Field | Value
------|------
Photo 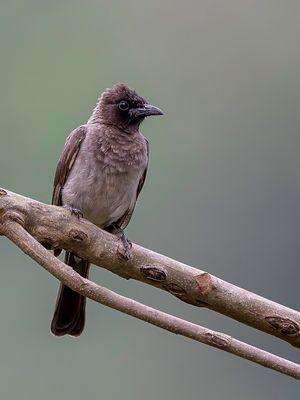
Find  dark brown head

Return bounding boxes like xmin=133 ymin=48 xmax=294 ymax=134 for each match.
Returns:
xmin=94 ymin=84 xmax=163 ymax=133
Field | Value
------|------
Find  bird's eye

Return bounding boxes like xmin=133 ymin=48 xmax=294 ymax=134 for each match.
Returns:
xmin=118 ymin=101 xmax=129 ymax=111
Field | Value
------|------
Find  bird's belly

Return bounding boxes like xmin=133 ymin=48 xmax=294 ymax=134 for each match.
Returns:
xmin=82 ymin=184 xmax=134 ymax=227
xmin=62 ymin=169 xmax=139 ymax=228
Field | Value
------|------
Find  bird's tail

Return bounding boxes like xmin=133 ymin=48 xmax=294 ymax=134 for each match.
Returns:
xmin=51 ymin=252 xmax=90 ymax=337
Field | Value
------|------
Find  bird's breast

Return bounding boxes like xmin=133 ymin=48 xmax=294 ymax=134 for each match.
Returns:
xmin=61 ymin=147 xmax=146 ymax=228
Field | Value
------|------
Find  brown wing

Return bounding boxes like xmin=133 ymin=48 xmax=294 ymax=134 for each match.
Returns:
xmin=52 ymin=125 xmax=87 ymax=206
xmin=116 ymin=138 xmax=149 ymax=230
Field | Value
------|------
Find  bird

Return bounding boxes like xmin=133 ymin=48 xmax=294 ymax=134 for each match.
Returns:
xmin=50 ymin=83 xmax=163 ymax=336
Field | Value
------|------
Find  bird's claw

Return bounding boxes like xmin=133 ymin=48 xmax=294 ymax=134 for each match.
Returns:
xmin=63 ymin=205 xmax=83 ymax=220
xmin=117 ymin=231 xmax=132 ymax=260
xmin=106 ymin=223 xmax=132 ymax=260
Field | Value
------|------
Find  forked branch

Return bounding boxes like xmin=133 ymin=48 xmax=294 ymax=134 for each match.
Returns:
xmin=0 ymin=188 xmax=299 ymax=379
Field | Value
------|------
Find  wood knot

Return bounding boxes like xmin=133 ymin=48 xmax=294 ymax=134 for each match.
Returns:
xmin=265 ymin=316 xmax=299 ymax=335
xmin=205 ymin=333 xmax=229 ymax=348
xmin=0 ymin=189 xmax=8 ymax=196
xmin=140 ymin=266 xmax=167 ymax=281
xmin=163 ymin=283 xmax=186 ymax=296
xmin=4 ymin=211 xmax=25 ymax=226
xmin=68 ymin=229 xmax=88 ymax=242
xmin=195 ymin=272 xmax=212 ymax=295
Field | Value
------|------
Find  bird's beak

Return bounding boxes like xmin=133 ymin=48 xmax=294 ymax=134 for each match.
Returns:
xmin=131 ymin=104 xmax=164 ymax=118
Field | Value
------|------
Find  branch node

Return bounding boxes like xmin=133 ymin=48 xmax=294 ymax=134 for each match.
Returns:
xmin=68 ymin=228 xmax=88 ymax=242
xmin=0 ymin=189 xmax=8 ymax=196
xmin=163 ymin=282 xmax=187 ymax=296
xmin=265 ymin=316 xmax=299 ymax=336
xmin=140 ymin=266 xmax=167 ymax=281
xmin=195 ymin=272 xmax=213 ymax=295
xmin=205 ymin=332 xmax=230 ymax=348
xmin=2 ymin=211 xmax=25 ymax=227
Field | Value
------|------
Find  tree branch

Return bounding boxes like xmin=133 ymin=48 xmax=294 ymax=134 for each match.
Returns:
xmin=0 ymin=188 xmax=299 ymax=379
xmin=2 ymin=214 xmax=300 ymax=379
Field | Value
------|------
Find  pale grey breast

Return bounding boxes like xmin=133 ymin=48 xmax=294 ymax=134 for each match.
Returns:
xmin=61 ymin=124 xmax=148 ymax=228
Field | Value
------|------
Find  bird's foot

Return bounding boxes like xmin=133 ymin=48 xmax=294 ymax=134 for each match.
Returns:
xmin=113 ymin=228 xmax=132 ymax=260
xmin=63 ymin=205 xmax=83 ymax=220
xmin=106 ymin=223 xmax=132 ymax=260
xmin=118 ymin=233 xmax=132 ymax=260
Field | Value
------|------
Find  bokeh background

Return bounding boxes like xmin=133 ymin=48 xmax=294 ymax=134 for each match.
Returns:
xmin=0 ymin=1 xmax=299 ymax=398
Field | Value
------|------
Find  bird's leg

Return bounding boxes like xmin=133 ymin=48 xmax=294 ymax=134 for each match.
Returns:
xmin=118 ymin=231 xmax=132 ymax=260
xmin=108 ymin=223 xmax=132 ymax=260
xmin=63 ymin=205 xmax=83 ymax=220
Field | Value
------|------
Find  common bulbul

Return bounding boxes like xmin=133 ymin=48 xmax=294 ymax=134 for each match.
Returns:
xmin=51 ymin=84 xmax=163 ymax=336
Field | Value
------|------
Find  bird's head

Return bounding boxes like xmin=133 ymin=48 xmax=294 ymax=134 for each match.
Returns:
xmin=96 ymin=84 xmax=163 ymax=133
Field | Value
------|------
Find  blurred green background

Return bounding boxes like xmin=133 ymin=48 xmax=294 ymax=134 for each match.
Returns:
xmin=0 ymin=1 xmax=299 ymax=398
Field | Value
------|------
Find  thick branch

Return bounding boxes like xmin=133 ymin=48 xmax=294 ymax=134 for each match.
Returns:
xmin=1 ymin=217 xmax=300 ymax=379
xmin=0 ymin=188 xmax=299 ymax=348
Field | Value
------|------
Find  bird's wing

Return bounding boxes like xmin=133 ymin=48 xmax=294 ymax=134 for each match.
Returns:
xmin=52 ymin=125 xmax=87 ymax=206
xmin=136 ymin=138 xmax=150 ymax=198
xmin=116 ymin=138 xmax=149 ymax=230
